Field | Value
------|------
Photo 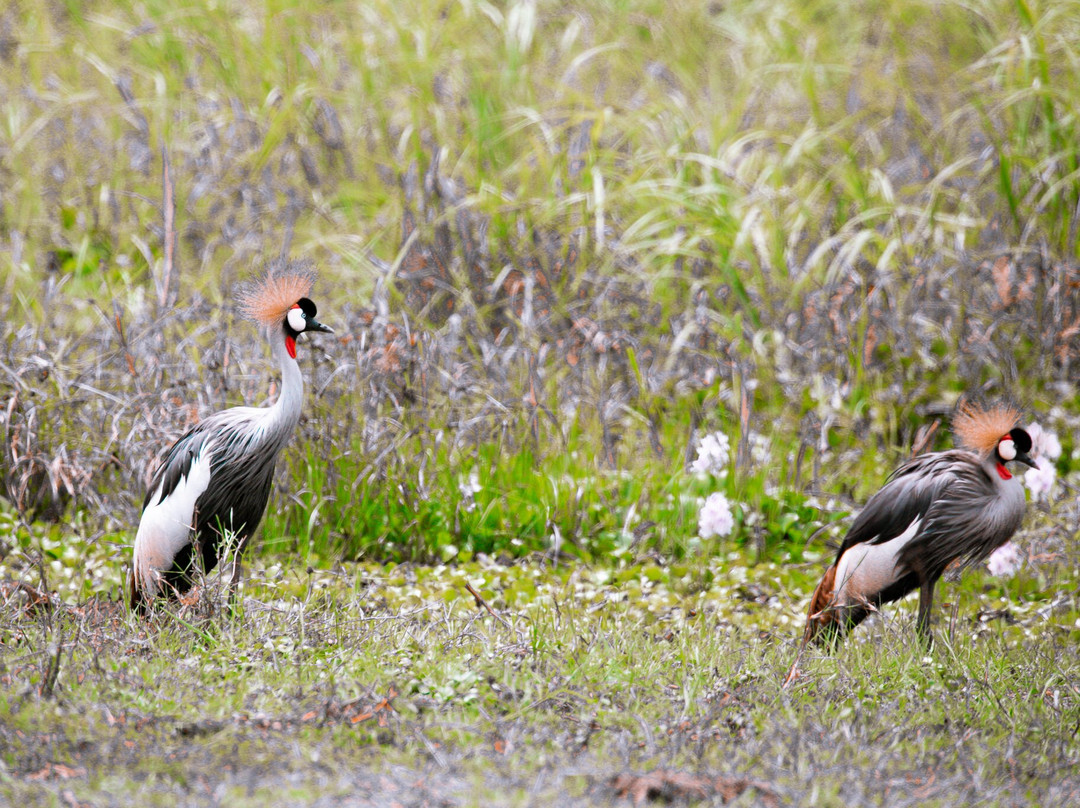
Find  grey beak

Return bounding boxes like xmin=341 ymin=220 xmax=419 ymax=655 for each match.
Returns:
xmin=1014 ymin=452 xmax=1038 ymax=470
xmin=307 ymin=318 xmax=334 ymax=334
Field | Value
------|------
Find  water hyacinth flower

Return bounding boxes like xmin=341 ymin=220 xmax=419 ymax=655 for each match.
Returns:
xmin=987 ymin=541 xmax=1023 ymax=578
xmin=1026 ymin=422 xmax=1062 ymax=460
xmin=698 ymin=492 xmax=735 ymax=539
xmin=1024 ymin=462 xmax=1056 ymax=501
xmin=1023 ymin=421 xmax=1061 ymax=501
xmin=691 ymin=431 xmax=731 ymax=476
xmin=749 ymin=431 xmax=772 ymax=465
xmin=458 ymin=471 xmax=482 ymax=512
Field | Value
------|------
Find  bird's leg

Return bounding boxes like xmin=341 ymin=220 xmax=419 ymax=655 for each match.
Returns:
xmin=190 ymin=522 xmax=204 ymax=590
xmin=127 ymin=567 xmax=146 ymax=615
xmin=225 ymin=554 xmax=244 ymax=614
xmin=916 ymin=576 xmax=936 ymax=648
xmin=214 ymin=524 xmax=245 ymax=615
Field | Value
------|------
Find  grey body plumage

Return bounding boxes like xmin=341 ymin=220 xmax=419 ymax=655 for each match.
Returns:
xmin=131 ymin=268 xmax=332 ymax=612
xmin=824 ymin=447 xmax=1029 ymax=640
xmin=136 ymin=403 xmax=290 ymax=600
xmin=795 ymin=403 xmax=1037 ymax=652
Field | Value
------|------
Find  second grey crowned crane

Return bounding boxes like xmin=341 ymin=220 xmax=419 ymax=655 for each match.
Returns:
xmin=794 ymin=402 xmax=1037 ymax=656
xmin=130 ymin=264 xmax=333 ymax=613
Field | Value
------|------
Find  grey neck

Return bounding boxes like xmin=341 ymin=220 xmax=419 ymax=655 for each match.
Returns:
xmin=981 ymin=452 xmax=1017 ymax=487
xmin=264 ymin=326 xmax=304 ymax=443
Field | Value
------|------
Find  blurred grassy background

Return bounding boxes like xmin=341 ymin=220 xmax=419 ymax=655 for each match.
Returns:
xmin=1 ymin=0 xmax=1078 ymax=586
xmin=4 ymin=4 xmax=1080 ymax=804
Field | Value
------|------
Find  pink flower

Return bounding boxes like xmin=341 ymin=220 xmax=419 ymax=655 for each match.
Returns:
xmin=1026 ymin=422 xmax=1062 ymax=461
xmin=698 ymin=492 xmax=735 ymax=539
xmin=1023 ymin=422 xmax=1060 ymax=501
xmin=987 ymin=541 xmax=1023 ymax=578
xmin=1024 ymin=462 xmax=1056 ymax=501
xmin=691 ymin=432 xmax=731 ymax=476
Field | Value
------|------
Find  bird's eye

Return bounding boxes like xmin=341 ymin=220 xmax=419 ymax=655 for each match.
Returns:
xmin=287 ymin=306 xmax=307 ymax=332
xmin=998 ymin=438 xmax=1016 ymax=461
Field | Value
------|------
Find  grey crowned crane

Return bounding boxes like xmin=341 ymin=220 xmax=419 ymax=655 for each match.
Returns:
xmin=130 ymin=264 xmax=332 ymax=613
xmin=785 ymin=402 xmax=1037 ymax=680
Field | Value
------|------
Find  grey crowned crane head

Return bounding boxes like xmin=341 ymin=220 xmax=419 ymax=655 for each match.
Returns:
xmin=953 ymin=401 xmax=1038 ymax=479
xmin=240 ymin=264 xmax=334 ymax=358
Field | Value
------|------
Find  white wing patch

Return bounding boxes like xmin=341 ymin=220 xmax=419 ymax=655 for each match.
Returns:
xmin=132 ymin=447 xmax=214 ymax=598
xmin=834 ymin=517 xmax=922 ymax=606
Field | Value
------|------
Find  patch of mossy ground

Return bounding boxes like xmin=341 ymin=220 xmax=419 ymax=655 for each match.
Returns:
xmin=2 ymin=547 xmax=1079 ymax=806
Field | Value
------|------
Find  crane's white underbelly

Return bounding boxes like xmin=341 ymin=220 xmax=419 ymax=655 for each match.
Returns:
xmin=132 ymin=449 xmax=213 ymax=596
xmin=834 ymin=517 xmax=922 ymax=606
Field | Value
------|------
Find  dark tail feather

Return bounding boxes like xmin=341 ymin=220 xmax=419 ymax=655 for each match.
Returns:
xmin=128 ymin=568 xmax=149 ymax=616
xmin=784 ymin=564 xmax=841 ymax=688
xmin=802 ymin=563 xmax=843 ymax=647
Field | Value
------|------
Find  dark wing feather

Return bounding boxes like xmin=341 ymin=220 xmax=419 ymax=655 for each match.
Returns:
xmin=191 ymin=425 xmax=281 ymax=573
xmin=143 ymin=409 xmax=288 ymax=595
xmin=835 ymin=450 xmax=972 ymax=560
xmin=899 ymin=461 xmax=1020 ymax=579
xmin=142 ymin=425 xmax=213 ymax=511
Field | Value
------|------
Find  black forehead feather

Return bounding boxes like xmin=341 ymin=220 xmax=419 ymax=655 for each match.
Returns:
xmin=1009 ymin=427 xmax=1032 ymax=453
xmin=297 ymin=297 xmax=317 ymax=317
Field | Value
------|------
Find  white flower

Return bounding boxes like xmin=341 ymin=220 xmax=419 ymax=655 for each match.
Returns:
xmin=698 ymin=492 xmax=735 ymax=539
xmin=1024 ymin=461 xmax=1056 ymax=501
xmin=1027 ymin=422 xmax=1062 ymax=461
xmin=691 ymin=432 xmax=731 ymax=475
xmin=459 ymin=472 xmax=482 ymax=511
xmin=987 ymin=541 xmax=1023 ymax=577
xmin=749 ymin=431 xmax=772 ymax=465
xmin=459 ymin=471 xmax=482 ymax=496
xmin=1023 ymin=422 xmax=1060 ymax=501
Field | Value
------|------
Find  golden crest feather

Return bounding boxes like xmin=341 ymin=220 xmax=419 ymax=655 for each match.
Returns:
xmin=953 ymin=401 xmax=1021 ymax=457
xmin=239 ymin=264 xmax=317 ymax=327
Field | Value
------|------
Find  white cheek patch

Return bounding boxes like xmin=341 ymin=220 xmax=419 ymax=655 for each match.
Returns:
xmin=998 ymin=438 xmax=1016 ymax=461
xmin=287 ymin=307 xmax=306 ymax=332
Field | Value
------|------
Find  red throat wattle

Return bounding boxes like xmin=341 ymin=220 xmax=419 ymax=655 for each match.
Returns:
xmin=996 ymin=463 xmax=1012 ymax=480
xmin=285 ymin=335 xmax=297 ymax=359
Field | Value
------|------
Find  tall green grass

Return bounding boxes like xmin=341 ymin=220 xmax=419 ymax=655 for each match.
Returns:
xmin=1 ymin=0 xmax=1078 ymax=566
